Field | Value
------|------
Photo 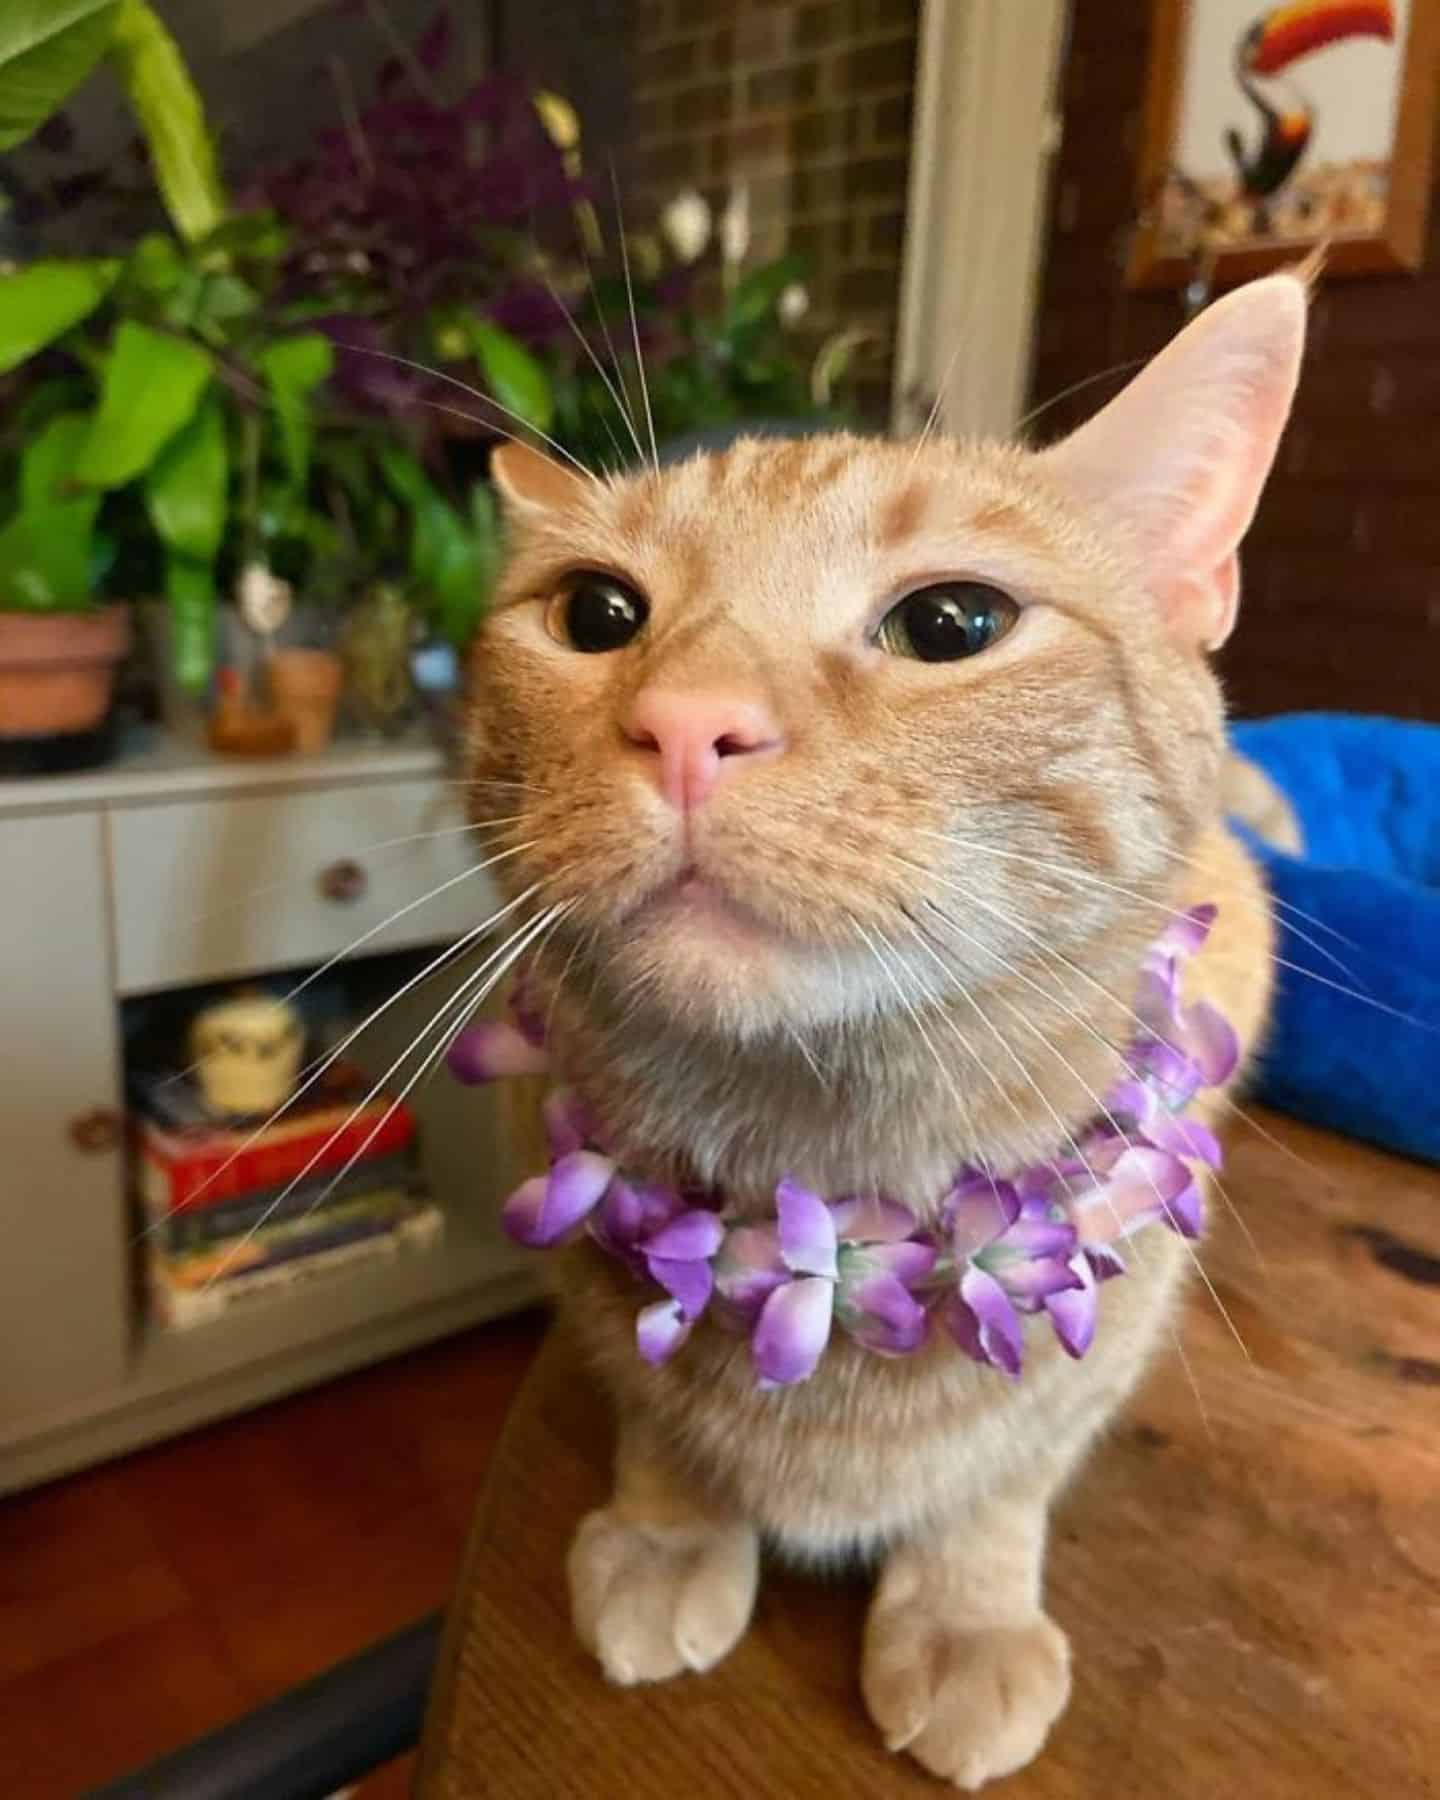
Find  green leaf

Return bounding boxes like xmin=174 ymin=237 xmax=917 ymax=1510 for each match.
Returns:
xmin=259 ymin=333 xmax=333 ymax=493
xmin=109 ymin=0 xmax=226 ymax=244
xmin=190 ymin=272 xmax=260 ymax=344
xmin=377 ymin=445 xmax=487 ymax=643
xmin=121 ymin=232 xmax=186 ymax=300
xmin=724 ymin=253 xmax=807 ymax=333
xmin=0 ymin=411 xmax=102 ymax=608
xmin=164 ymin=552 xmax=215 ymax=693
xmin=0 ymin=1 xmax=120 ymax=153
xmin=195 ymin=210 xmax=288 ymax=270
xmin=0 ymin=259 xmax=119 ymax=375
xmin=144 ymin=392 xmax=226 ymax=561
xmin=73 ymin=321 xmax=211 ymax=488
xmin=465 ymin=319 xmax=554 ymax=434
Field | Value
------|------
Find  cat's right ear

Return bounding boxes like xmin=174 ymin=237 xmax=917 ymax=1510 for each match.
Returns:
xmin=1038 ymin=271 xmax=1308 ymax=651
xmin=490 ymin=442 xmax=587 ymax=517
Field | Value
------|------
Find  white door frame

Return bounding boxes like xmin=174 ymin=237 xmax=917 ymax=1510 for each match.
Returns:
xmin=892 ymin=0 xmax=1069 ymax=441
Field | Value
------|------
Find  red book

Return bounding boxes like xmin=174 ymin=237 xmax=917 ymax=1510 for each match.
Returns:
xmin=133 ymin=1061 xmax=419 ymax=1215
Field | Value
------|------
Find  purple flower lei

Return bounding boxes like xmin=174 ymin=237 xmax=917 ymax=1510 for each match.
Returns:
xmin=447 ymin=907 xmax=1238 ymax=1388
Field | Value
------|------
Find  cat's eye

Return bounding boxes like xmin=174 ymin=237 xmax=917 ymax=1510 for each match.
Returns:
xmin=877 ymin=582 xmax=1019 ymax=663
xmin=549 ymin=574 xmax=649 ymax=653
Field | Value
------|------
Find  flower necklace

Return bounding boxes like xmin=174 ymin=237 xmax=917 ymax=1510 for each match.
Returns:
xmin=447 ymin=907 xmax=1237 ymax=1388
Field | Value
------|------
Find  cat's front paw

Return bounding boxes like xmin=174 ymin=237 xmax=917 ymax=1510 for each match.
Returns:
xmin=862 ymin=1601 xmax=1071 ymax=1790
xmin=567 ymin=1507 xmax=759 ymax=1686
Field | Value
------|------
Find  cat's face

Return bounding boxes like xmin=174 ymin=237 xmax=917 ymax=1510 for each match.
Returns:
xmin=467 ymin=276 xmax=1306 ymax=1041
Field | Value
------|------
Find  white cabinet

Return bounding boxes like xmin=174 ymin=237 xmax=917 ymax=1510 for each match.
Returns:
xmin=0 ymin=812 xmax=128 ymax=1423
xmin=0 ymin=734 xmax=537 ymax=1495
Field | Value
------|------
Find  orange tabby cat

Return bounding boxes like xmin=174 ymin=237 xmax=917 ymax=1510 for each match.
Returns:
xmin=463 ymin=272 xmax=1305 ymax=1787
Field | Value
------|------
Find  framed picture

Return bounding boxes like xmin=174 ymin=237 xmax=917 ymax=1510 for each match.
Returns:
xmin=1129 ymin=0 xmax=1440 ymax=287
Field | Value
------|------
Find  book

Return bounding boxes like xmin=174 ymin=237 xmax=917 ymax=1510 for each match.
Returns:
xmin=131 ymin=1060 xmax=418 ymax=1214
xmin=147 ymin=1198 xmax=446 ymax=1331
xmin=139 ymin=1151 xmax=423 ymax=1253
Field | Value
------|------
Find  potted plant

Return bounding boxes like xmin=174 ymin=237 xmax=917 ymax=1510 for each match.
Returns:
xmin=0 ymin=1 xmax=506 ymax=766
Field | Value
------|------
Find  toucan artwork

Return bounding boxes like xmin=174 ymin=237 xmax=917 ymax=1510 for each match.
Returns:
xmin=1156 ymin=0 xmax=1402 ymax=257
xmin=1227 ymin=0 xmax=1396 ymax=225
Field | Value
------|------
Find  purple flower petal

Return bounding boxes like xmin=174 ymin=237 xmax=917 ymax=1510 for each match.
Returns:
xmin=1129 ymin=1037 xmax=1202 ymax=1106
xmin=945 ymin=1266 xmax=1023 ymax=1377
xmin=499 ymin=1175 xmax=550 ymax=1247
xmin=644 ymin=1208 xmax=725 ymax=1261
xmin=646 ymin=1254 xmax=714 ymax=1320
xmin=502 ymin=1150 xmax=613 ymax=1246
xmin=636 ymin=1298 xmax=692 ymax=1365
xmin=1133 ymin=964 xmax=1180 ymax=1035
xmin=1160 ymin=1176 xmax=1205 ymax=1240
xmin=1184 ymin=999 xmax=1239 ymax=1086
xmin=1143 ymin=1110 xmax=1223 ymax=1168
xmin=752 ymin=1276 xmax=834 ymax=1386
xmin=1157 ymin=904 xmax=1216 ymax=960
xmin=1086 ymin=1243 xmax=1127 ymax=1281
xmin=445 ymin=1021 xmax=549 ymax=1084
xmin=829 ymin=1195 xmax=917 ymax=1242
xmin=860 ymin=1239 xmax=938 ymax=1286
xmin=995 ymin=1254 xmax=1085 ymax=1303
xmin=991 ymin=1212 xmax=1078 ymax=1262
xmin=1045 ymin=1253 xmax=1097 ymax=1358
xmin=840 ymin=1269 xmax=928 ymax=1355
xmin=1075 ymin=1147 xmax=1191 ymax=1245
xmin=947 ymin=1177 xmax=1020 ymax=1260
xmin=776 ymin=1179 xmax=838 ymax=1279
xmin=713 ymin=1224 xmax=786 ymax=1318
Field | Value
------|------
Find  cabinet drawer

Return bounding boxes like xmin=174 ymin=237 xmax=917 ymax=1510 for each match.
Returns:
xmin=111 ymin=778 xmax=503 ymax=994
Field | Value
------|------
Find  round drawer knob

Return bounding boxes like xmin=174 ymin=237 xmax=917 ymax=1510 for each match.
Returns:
xmin=68 ymin=1108 xmax=124 ymax=1154
xmin=318 ymin=858 xmax=368 ymax=904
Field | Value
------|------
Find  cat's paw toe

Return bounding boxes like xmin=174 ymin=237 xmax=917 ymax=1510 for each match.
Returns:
xmin=567 ymin=1508 xmax=758 ymax=1686
xmin=863 ymin=1606 xmax=1071 ymax=1790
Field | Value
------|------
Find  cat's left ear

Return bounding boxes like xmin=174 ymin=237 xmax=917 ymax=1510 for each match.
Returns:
xmin=1038 ymin=271 xmax=1308 ymax=650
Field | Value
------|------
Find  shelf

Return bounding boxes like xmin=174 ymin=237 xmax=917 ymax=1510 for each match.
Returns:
xmin=0 ymin=723 xmax=449 ymax=820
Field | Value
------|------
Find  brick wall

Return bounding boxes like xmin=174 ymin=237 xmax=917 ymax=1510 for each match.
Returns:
xmin=1031 ymin=3 xmax=1440 ymax=722
xmin=627 ymin=0 xmax=919 ymax=419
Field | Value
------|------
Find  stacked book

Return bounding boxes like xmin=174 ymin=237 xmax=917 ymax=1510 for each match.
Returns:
xmin=133 ymin=1062 xmax=443 ymax=1330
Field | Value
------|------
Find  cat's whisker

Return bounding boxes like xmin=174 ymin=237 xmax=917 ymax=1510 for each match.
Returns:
xmin=928 ymin=914 xmax=1251 ymax=1361
xmin=780 ymin=1017 xmax=830 ymax=1090
xmin=134 ymin=876 xmax=546 ymax=1247
xmin=535 ymin=265 xmax=644 ymax=466
xmin=917 ymin=827 xmax=1435 ymax=1029
xmin=427 ymin=900 xmax=576 ymax=1099
xmin=900 ymin=909 xmax=1224 ymax=1433
xmin=341 ymin=345 xmax=596 ymax=478
xmin=157 ymin=836 xmax=537 ymax=1095
xmin=1015 ymin=356 xmax=1149 ymax=436
xmin=573 ymin=190 xmax=646 ymax=458
xmin=174 ymin=817 xmax=523 ymax=932
xmin=200 ymin=902 xmax=565 ymax=1285
xmin=902 ymin=864 xmax=1267 ymax=1274
xmin=851 ymin=919 xmax=978 ymax=1147
xmin=897 ymin=845 xmax=1330 ymax=1200
xmin=609 ymin=163 xmax=659 ymax=471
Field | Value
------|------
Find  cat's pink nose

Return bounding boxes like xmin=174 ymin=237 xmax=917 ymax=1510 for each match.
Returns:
xmin=623 ymin=689 xmax=785 ymax=811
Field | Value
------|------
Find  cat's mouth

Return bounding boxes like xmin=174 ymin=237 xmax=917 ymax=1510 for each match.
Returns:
xmin=642 ymin=866 xmax=775 ymax=939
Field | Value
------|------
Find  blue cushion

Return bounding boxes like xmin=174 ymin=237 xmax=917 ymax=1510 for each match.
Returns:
xmin=1227 ymin=715 xmax=1440 ymax=1165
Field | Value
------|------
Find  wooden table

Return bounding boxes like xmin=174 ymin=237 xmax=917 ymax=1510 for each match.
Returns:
xmin=417 ymin=1111 xmax=1440 ymax=1797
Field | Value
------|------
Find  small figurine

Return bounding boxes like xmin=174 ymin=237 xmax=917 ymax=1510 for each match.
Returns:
xmin=190 ymin=993 xmax=305 ymax=1117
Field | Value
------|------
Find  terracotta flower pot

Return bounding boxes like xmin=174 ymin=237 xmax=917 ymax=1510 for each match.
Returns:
xmin=0 ymin=605 xmax=131 ymax=740
xmin=268 ymin=647 xmax=343 ymax=753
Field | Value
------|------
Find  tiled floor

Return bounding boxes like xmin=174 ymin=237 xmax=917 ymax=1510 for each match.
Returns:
xmin=1 ymin=1308 xmax=547 ymax=1797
